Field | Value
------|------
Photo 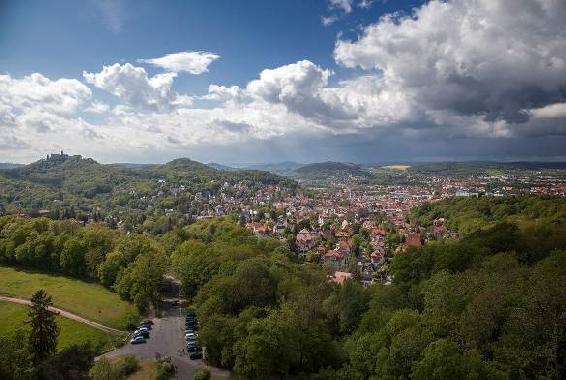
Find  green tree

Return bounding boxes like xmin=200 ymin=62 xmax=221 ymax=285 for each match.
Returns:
xmin=412 ymin=339 xmax=500 ymax=380
xmin=27 ymin=290 xmax=59 ymax=365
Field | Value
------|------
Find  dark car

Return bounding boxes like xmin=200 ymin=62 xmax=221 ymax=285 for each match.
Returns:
xmin=189 ymin=351 xmax=203 ymax=360
xmin=187 ymin=345 xmax=200 ymax=353
xmin=186 ymin=310 xmax=196 ymax=317
xmin=139 ymin=323 xmax=152 ymax=330
xmin=141 ymin=319 xmax=154 ymax=325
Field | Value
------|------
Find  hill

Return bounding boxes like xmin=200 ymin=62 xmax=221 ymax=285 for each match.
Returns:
xmin=0 ymin=163 xmax=23 ymax=169
xmin=408 ymin=161 xmax=566 ymax=177
xmin=294 ymin=161 xmax=369 ymax=179
xmin=0 ymin=154 xmax=297 ymax=232
xmin=207 ymin=162 xmax=237 ymax=171
xmin=234 ymin=161 xmax=304 ymax=175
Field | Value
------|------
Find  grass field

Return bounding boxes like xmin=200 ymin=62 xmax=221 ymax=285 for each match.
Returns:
xmin=0 ymin=266 xmax=139 ymax=329
xmin=0 ymin=301 xmax=123 ymax=352
xmin=382 ymin=165 xmax=411 ymax=172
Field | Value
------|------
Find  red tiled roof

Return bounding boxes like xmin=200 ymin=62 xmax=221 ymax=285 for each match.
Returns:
xmin=406 ymin=233 xmax=422 ymax=247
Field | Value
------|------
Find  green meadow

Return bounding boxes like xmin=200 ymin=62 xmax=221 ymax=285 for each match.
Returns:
xmin=0 ymin=301 xmax=123 ymax=352
xmin=0 ymin=266 xmax=139 ymax=330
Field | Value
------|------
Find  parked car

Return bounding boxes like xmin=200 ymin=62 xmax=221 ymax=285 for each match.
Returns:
xmin=185 ymin=333 xmax=198 ymax=341
xmin=189 ymin=351 xmax=203 ymax=360
xmin=130 ymin=336 xmax=146 ymax=344
xmin=133 ymin=330 xmax=149 ymax=339
xmin=141 ymin=319 xmax=154 ymax=325
xmin=138 ymin=323 xmax=152 ymax=330
xmin=187 ymin=345 xmax=200 ymax=353
xmin=136 ymin=326 xmax=149 ymax=333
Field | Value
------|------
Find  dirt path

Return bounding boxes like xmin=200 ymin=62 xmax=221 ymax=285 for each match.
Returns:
xmin=0 ymin=295 xmax=127 ymax=335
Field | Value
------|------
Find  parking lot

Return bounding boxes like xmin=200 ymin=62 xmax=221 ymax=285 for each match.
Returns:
xmin=102 ymin=304 xmax=231 ymax=380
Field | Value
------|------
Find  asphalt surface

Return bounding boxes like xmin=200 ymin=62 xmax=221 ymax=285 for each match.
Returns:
xmin=102 ymin=304 xmax=231 ymax=380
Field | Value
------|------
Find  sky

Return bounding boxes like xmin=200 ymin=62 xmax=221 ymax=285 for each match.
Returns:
xmin=1 ymin=0 xmax=566 ymax=164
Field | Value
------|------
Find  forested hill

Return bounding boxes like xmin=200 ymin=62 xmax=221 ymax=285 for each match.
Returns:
xmin=410 ymin=195 xmax=566 ymax=235
xmin=293 ymin=161 xmax=370 ymax=179
xmin=0 ymin=155 xmax=297 ymax=232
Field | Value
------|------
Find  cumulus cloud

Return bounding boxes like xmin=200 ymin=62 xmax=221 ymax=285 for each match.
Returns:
xmin=139 ymin=51 xmax=220 ymax=74
xmin=245 ymin=59 xmax=414 ymax=130
xmin=83 ymin=63 xmax=185 ymax=111
xmin=335 ymin=0 xmax=566 ymax=124
xmin=202 ymin=85 xmax=245 ymax=103
xmin=0 ymin=73 xmax=91 ymax=117
xmin=246 ymin=60 xmax=351 ymax=123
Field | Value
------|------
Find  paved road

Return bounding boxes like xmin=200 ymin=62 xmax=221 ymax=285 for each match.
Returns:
xmin=0 ymin=296 xmax=126 ymax=334
xmin=102 ymin=304 xmax=231 ymax=380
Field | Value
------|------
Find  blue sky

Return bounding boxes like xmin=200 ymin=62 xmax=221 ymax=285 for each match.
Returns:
xmin=1 ymin=0 xmax=566 ymax=164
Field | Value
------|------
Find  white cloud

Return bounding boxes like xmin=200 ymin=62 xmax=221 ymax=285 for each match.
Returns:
xmin=321 ymin=15 xmax=338 ymax=27
xmin=329 ymin=0 xmax=353 ymax=13
xmin=334 ymin=0 xmax=566 ymax=124
xmin=358 ymin=0 xmax=374 ymax=9
xmin=202 ymin=85 xmax=245 ymax=103
xmin=530 ymin=103 xmax=566 ymax=119
xmin=83 ymin=63 xmax=181 ymax=111
xmin=84 ymin=101 xmax=110 ymax=114
xmin=0 ymin=73 xmax=91 ymax=117
xmin=90 ymin=0 xmax=124 ymax=33
xmin=139 ymin=51 xmax=220 ymax=74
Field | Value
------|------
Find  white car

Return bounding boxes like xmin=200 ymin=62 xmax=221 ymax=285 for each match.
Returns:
xmin=185 ymin=332 xmax=198 ymax=341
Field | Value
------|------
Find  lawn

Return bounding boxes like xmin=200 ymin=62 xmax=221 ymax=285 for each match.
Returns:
xmin=0 ymin=266 xmax=139 ymax=329
xmin=0 ymin=301 xmax=123 ymax=352
xmin=382 ymin=165 xmax=411 ymax=172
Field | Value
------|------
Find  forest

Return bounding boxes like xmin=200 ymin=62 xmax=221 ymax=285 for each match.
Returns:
xmin=0 ymin=196 xmax=565 ymax=379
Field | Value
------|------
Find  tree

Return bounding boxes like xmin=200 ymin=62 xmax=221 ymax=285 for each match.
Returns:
xmin=27 ymin=290 xmax=59 ymax=365
xmin=115 ymin=250 xmax=168 ymax=311
xmin=412 ymin=339 xmax=499 ymax=380
xmin=89 ymin=357 xmax=120 ymax=380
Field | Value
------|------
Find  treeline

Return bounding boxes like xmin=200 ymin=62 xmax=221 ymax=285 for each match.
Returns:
xmin=0 ymin=216 xmax=167 ymax=311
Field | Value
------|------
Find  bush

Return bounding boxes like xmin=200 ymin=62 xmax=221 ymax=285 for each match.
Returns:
xmin=156 ymin=357 xmax=176 ymax=380
xmin=193 ymin=368 xmax=211 ymax=380
xmin=116 ymin=354 xmax=139 ymax=376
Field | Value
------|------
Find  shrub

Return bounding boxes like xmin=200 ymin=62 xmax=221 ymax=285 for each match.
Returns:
xmin=193 ymin=368 xmax=211 ymax=380
xmin=156 ymin=357 xmax=176 ymax=380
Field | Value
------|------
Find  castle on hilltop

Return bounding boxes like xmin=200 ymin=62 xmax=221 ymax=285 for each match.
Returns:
xmin=46 ymin=150 xmax=81 ymax=161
